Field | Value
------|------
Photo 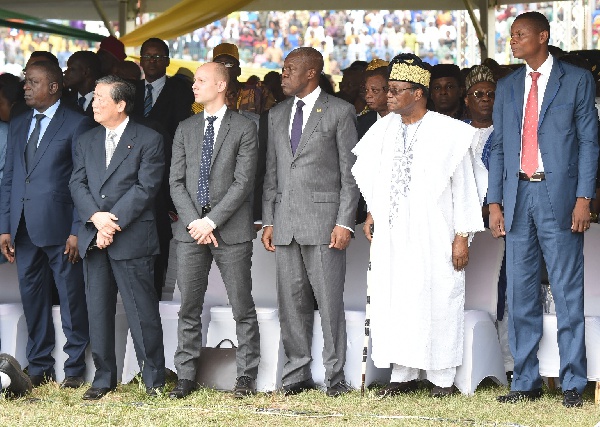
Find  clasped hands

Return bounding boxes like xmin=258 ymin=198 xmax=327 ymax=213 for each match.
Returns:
xmin=91 ymin=211 xmax=121 ymax=249
xmin=188 ymin=218 xmax=218 ymax=246
xmin=261 ymin=225 xmax=351 ymax=252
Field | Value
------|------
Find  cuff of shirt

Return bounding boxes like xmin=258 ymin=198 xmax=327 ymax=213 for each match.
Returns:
xmin=336 ymin=224 xmax=353 ymax=232
xmin=262 ymin=224 xmax=273 ymax=229
xmin=205 ymin=217 xmax=216 ymax=229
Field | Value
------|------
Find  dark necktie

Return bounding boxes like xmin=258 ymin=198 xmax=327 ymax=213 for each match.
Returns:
xmin=77 ymin=96 xmax=86 ymax=111
xmin=143 ymin=83 xmax=153 ymax=117
xmin=197 ymin=116 xmax=217 ymax=207
xmin=25 ymin=113 xmax=45 ymax=172
xmin=290 ymin=99 xmax=305 ymax=155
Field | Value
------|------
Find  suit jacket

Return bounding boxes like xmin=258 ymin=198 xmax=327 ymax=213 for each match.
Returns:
xmin=488 ymin=57 xmax=599 ymax=231
xmin=69 ymin=119 xmax=165 ymax=260
xmin=357 ymin=110 xmax=378 ymax=140
xmin=133 ymin=76 xmax=194 ymax=139
xmin=262 ymin=90 xmax=359 ymax=246
xmin=169 ymin=108 xmax=258 ymax=245
xmin=0 ymin=104 xmax=94 ymax=246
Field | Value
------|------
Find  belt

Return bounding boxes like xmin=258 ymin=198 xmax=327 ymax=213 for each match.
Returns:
xmin=519 ymin=172 xmax=545 ymax=182
xmin=201 ymin=204 xmax=211 ymax=216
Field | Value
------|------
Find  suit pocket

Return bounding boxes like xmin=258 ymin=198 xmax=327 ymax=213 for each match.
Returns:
xmin=313 ymin=192 xmax=340 ymax=203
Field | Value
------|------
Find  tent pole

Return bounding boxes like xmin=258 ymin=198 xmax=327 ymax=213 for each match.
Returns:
xmin=91 ymin=0 xmax=116 ymax=37
xmin=462 ymin=0 xmax=487 ymax=60
xmin=119 ymin=0 xmax=128 ymax=36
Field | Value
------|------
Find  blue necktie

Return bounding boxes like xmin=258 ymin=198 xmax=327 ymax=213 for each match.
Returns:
xmin=290 ymin=99 xmax=304 ymax=155
xmin=197 ymin=116 xmax=217 ymax=207
xmin=143 ymin=84 xmax=153 ymax=117
xmin=77 ymin=96 xmax=86 ymax=111
xmin=25 ymin=113 xmax=45 ymax=172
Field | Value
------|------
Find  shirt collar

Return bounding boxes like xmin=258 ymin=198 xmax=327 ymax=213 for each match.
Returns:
xmin=526 ymin=54 xmax=553 ymax=76
xmin=104 ymin=116 xmax=129 ymax=140
xmin=145 ymin=74 xmax=166 ymax=90
xmin=33 ymin=99 xmax=60 ymax=120
xmin=294 ymin=86 xmax=321 ymax=111
xmin=205 ymin=103 xmax=227 ymax=121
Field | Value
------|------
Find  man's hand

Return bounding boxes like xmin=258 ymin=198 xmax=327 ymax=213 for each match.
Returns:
xmin=362 ymin=212 xmax=374 ymax=242
xmin=195 ymin=231 xmax=219 ymax=247
xmin=96 ymin=231 xmax=113 ymax=249
xmin=452 ymin=235 xmax=469 ymax=271
xmin=90 ymin=212 xmax=121 ymax=238
xmin=572 ymin=197 xmax=591 ymax=233
xmin=261 ymin=226 xmax=275 ymax=252
xmin=329 ymin=225 xmax=351 ymax=250
xmin=254 ymin=223 xmax=263 ymax=232
xmin=0 ymin=233 xmax=15 ymax=263
xmin=188 ymin=218 xmax=215 ymax=242
xmin=488 ymin=203 xmax=506 ymax=238
xmin=64 ymin=235 xmax=80 ymax=263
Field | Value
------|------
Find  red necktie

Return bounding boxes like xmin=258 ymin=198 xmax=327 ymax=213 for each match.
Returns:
xmin=521 ymin=71 xmax=541 ymax=177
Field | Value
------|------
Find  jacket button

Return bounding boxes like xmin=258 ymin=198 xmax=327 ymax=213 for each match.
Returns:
xmin=101 ymin=195 xmax=106 ymax=199
xmin=25 ymin=179 xmax=30 ymax=184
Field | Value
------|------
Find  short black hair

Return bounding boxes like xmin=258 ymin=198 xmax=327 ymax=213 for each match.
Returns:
xmin=288 ymin=47 xmax=324 ymax=75
xmin=96 ymin=75 xmax=136 ymax=115
xmin=365 ymin=66 xmax=389 ymax=81
xmin=515 ymin=11 xmax=551 ymax=36
xmin=28 ymin=60 xmax=63 ymax=89
xmin=0 ymin=73 xmax=24 ymax=105
xmin=29 ymin=51 xmax=59 ymax=67
xmin=70 ymin=50 xmax=102 ymax=80
xmin=141 ymin=38 xmax=169 ymax=57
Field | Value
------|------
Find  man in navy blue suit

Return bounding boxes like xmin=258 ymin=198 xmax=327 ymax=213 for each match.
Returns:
xmin=0 ymin=61 xmax=93 ymax=388
xmin=488 ymin=12 xmax=599 ymax=407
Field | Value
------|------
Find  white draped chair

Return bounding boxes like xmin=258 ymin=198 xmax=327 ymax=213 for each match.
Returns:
xmin=0 ymin=262 xmax=28 ymax=367
xmin=455 ymin=229 xmax=508 ymax=395
xmin=537 ymin=223 xmax=600 ymax=405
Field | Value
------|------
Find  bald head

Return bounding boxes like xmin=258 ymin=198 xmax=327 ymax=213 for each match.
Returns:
xmin=192 ymin=62 xmax=228 ymax=113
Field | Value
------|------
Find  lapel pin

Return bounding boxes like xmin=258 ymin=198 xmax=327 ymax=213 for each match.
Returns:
xmin=127 ymin=145 xmax=131 ymax=149
xmin=316 ymin=108 xmax=322 ymax=112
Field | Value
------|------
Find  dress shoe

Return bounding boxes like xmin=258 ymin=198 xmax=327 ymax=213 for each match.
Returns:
xmin=0 ymin=354 xmax=32 ymax=397
xmin=377 ymin=380 xmax=418 ymax=397
xmin=563 ymin=389 xmax=583 ymax=408
xmin=430 ymin=385 xmax=456 ymax=398
xmin=146 ymin=386 xmax=164 ymax=397
xmin=60 ymin=376 xmax=85 ymax=389
xmin=497 ymin=388 xmax=543 ymax=403
xmin=82 ymin=386 xmax=114 ymax=400
xmin=326 ymin=380 xmax=352 ymax=397
xmin=29 ymin=372 xmax=56 ymax=388
xmin=169 ymin=379 xmax=198 ymax=399
xmin=282 ymin=379 xmax=317 ymax=396
xmin=233 ymin=376 xmax=256 ymax=398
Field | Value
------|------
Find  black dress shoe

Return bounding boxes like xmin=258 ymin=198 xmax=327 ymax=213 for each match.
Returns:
xmin=60 ymin=376 xmax=85 ymax=389
xmin=326 ymin=380 xmax=352 ymax=397
xmin=146 ymin=386 xmax=164 ymax=397
xmin=169 ymin=379 xmax=198 ymax=399
xmin=377 ymin=380 xmax=418 ymax=397
xmin=497 ymin=388 xmax=543 ymax=403
xmin=430 ymin=385 xmax=456 ymax=398
xmin=563 ymin=389 xmax=583 ymax=408
xmin=82 ymin=386 xmax=114 ymax=400
xmin=29 ymin=372 xmax=56 ymax=388
xmin=282 ymin=379 xmax=317 ymax=396
xmin=0 ymin=354 xmax=32 ymax=397
xmin=233 ymin=376 xmax=256 ymax=398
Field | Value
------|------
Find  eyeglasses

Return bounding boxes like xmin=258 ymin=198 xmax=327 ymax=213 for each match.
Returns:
xmin=468 ymin=90 xmax=495 ymax=99
xmin=214 ymin=61 xmax=235 ymax=68
xmin=387 ymin=86 xmax=415 ymax=96
xmin=140 ymin=55 xmax=169 ymax=61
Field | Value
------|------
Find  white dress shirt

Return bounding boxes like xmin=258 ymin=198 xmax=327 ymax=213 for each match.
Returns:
xmin=144 ymin=75 xmax=167 ymax=108
xmin=288 ymin=86 xmax=322 ymax=138
xmin=104 ymin=116 xmax=129 ymax=164
xmin=28 ymin=100 xmax=61 ymax=147
xmin=78 ymin=91 xmax=94 ymax=112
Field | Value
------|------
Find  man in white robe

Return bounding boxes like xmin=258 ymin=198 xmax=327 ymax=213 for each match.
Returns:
xmin=352 ymin=53 xmax=484 ymax=397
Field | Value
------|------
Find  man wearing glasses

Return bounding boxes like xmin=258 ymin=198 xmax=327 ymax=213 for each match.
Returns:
xmin=352 ymin=54 xmax=483 ymax=398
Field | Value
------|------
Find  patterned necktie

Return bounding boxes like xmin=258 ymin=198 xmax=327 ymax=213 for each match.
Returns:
xmin=143 ymin=83 xmax=153 ymax=117
xmin=197 ymin=116 xmax=217 ymax=207
xmin=25 ymin=113 xmax=45 ymax=172
xmin=290 ymin=99 xmax=305 ymax=155
xmin=78 ymin=96 xmax=86 ymax=111
xmin=105 ymin=131 xmax=117 ymax=168
xmin=521 ymin=71 xmax=541 ymax=177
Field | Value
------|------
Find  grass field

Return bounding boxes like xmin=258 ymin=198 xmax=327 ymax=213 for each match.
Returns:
xmin=1 ymin=378 xmax=599 ymax=427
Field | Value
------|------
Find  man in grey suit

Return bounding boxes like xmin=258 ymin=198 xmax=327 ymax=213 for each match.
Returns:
xmin=169 ymin=62 xmax=260 ymax=399
xmin=262 ymin=47 xmax=359 ymax=397
xmin=69 ymin=75 xmax=166 ymax=400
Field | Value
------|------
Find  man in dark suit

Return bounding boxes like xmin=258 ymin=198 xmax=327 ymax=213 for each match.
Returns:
xmin=489 ymin=12 xmax=599 ymax=407
xmin=169 ymin=62 xmax=260 ymax=399
xmin=133 ymin=37 xmax=194 ymax=298
xmin=262 ymin=47 xmax=360 ymax=397
xmin=63 ymin=51 xmax=101 ymax=120
xmin=69 ymin=75 xmax=166 ymax=400
xmin=0 ymin=61 xmax=92 ymax=388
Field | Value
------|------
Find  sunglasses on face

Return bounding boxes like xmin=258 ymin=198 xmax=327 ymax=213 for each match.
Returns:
xmin=468 ymin=90 xmax=495 ymax=99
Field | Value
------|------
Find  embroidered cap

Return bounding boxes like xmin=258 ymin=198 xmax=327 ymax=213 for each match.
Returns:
xmin=388 ymin=53 xmax=431 ymax=88
xmin=465 ymin=65 xmax=495 ymax=92
xmin=213 ymin=43 xmax=239 ymax=62
xmin=366 ymin=58 xmax=389 ymax=71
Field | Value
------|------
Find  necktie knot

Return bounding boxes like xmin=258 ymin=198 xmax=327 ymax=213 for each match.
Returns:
xmin=34 ymin=113 xmax=45 ymax=123
xmin=206 ymin=116 xmax=217 ymax=124
xmin=77 ymin=97 xmax=86 ymax=109
xmin=530 ymin=71 xmax=541 ymax=82
xmin=146 ymin=83 xmax=153 ymax=93
xmin=107 ymin=131 xmax=116 ymax=142
xmin=296 ymin=100 xmax=305 ymax=110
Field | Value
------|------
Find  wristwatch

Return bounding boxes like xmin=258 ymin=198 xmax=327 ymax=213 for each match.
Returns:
xmin=456 ymin=232 xmax=469 ymax=238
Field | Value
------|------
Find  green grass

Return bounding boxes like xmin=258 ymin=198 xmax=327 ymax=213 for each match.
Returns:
xmin=0 ymin=379 xmax=599 ymax=426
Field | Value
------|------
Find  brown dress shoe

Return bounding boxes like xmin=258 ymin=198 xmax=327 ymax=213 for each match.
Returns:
xmin=60 ymin=376 xmax=85 ymax=389
xmin=377 ymin=380 xmax=418 ymax=397
xmin=430 ymin=385 xmax=456 ymax=398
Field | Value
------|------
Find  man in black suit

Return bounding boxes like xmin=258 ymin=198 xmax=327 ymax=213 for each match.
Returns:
xmin=63 ymin=51 xmax=102 ymax=120
xmin=133 ymin=37 xmax=194 ymax=298
xmin=69 ymin=75 xmax=166 ymax=400
xmin=0 ymin=61 xmax=92 ymax=389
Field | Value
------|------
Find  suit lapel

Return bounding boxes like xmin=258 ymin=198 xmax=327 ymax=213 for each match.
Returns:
xmin=211 ymin=110 xmax=231 ymax=168
xmin=17 ymin=110 xmax=33 ymax=173
xmin=295 ymin=91 xmax=328 ymax=158
xmin=538 ymin=59 xmax=562 ymax=128
xmin=28 ymin=105 xmax=65 ymax=175
xmin=511 ymin=67 xmax=526 ymax=129
xmin=193 ymin=112 xmax=205 ymax=169
xmin=91 ymin=127 xmax=107 ymax=182
xmin=103 ymin=121 xmax=135 ymax=185
xmin=280 ymin=98 xmax=293 ymax=157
